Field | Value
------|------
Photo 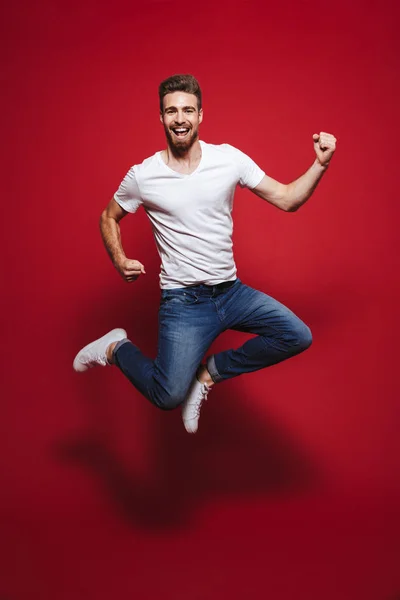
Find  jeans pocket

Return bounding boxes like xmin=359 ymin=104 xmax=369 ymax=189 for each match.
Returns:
xmin=160 ymin=289 xmax=199 ymax=309
xmin=181 ymin=290 xmax=199 ymax=305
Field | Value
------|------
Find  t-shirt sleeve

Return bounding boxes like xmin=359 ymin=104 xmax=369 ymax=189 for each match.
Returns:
xmin=113 ymin=166 xmax=143 ymax=213
xmin=226 ymin=144 xmax=266 ymax=189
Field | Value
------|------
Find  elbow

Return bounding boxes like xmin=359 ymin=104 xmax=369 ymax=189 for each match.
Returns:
xmin=282 ymin=184 xmax=300 ymax=212
xmin=280 ymin=186 xmax=298 ymax=212
xmin=283 ymin=197 xmax=299 ymax=212
xmin=99 ymin=210 xmax=107 ymax=228
xmin=99 ymin=208 xmax=114 ymax=224
xmin=99 ymin=209 xmax=114 ymax=232
xmin=284 ymin=193 xmax=300 ymax=212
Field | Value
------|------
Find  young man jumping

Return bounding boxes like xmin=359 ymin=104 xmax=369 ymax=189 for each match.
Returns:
xmin=73 ymin=74 xmax=336 ymax=434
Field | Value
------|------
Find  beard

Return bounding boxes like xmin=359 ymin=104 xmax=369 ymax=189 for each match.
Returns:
xmin=164 ymin=125 xmax=199 ymax=154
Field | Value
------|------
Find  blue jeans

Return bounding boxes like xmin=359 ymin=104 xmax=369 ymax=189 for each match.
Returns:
xmin=113 ymin=279 xmax=312 ymax=410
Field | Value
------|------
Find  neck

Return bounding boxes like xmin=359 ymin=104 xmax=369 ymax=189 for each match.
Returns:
xmin=165 ymin=139 xmax=202 ymax=165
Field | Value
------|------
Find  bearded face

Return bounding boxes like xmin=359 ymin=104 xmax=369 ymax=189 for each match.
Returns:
xmin=160 ymin=92 xmax=203 ymax=154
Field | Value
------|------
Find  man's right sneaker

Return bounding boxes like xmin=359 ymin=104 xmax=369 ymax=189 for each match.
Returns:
xmin=73 ymin=328 xmax=127 ymax=372
xmin=181 ymin=377 xmax=212 ymax=434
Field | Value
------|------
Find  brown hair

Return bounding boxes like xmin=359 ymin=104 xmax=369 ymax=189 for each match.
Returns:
xmin=159 ymin=74 xmax=202 ymax=112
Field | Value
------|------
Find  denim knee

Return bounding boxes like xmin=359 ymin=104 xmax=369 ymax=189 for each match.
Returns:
xmin=267 ymin=321 xmax=312 ymax=355
xmin=296 ymin=324 xmax=313 ymax=352
xmin=158 ymin=397 xmax=184 ymax=411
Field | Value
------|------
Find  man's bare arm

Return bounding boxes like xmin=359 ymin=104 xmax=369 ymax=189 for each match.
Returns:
xmin=99 ymin=198 xmax=145 ymax=282
xmin=251 ymin=132 xmax=337 ymax=212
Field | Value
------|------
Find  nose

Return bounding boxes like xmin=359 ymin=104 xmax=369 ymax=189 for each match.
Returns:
xmin=174 ymin=110 xmax=186 ymax=124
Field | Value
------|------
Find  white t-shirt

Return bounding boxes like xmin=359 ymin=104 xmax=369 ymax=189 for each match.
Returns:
xmin=114 ymin=140 xmax=265 ymax=289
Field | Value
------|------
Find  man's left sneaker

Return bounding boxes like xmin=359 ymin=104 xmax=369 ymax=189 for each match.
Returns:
xmin=73 ymin=328 xmax=127 ymax=372
xmin=181 ymin=378 xmax=211 ymax=434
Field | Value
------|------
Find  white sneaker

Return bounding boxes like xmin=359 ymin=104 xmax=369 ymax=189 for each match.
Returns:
xmin=181 ymin=378 xmax=211 ymax=434
xmin=73 ymin=328 xmax=127 ymax=372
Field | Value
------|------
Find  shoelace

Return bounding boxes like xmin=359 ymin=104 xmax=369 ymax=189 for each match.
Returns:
xmin=95 ymin=355 xmax=107 ymax=366
xmin=193 ymin=383 xmax=211 ymax=417
xmin=86 ymin=353 xmax=107 ymax=367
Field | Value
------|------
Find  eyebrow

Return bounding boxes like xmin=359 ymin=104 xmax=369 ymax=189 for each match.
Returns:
xmin=165 ymin=105 xmax=196 ymax=111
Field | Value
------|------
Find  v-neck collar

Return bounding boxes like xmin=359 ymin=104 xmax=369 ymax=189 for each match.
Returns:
xmin=157 ymin=140 xmax=204 ymax=178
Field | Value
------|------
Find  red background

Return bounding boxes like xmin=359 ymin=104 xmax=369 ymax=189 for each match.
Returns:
xmin=1 ymin=0 xmax=399 ymax=598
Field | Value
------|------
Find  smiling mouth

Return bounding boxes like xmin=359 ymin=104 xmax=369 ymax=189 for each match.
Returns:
xmin=172 ymin=127 xmax=190 ymax=138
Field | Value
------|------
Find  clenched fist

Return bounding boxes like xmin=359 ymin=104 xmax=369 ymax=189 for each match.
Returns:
xmin=115 ymin=257 xmax=146 ymax=282
xmin=313 ymin=132 xmax=337 ymax=167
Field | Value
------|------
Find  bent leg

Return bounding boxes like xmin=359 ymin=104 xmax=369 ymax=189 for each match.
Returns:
xmin=208 ymin=283 xmax=312 ymax=382
xmin=114 ymin=289 xmax=220 ymax=409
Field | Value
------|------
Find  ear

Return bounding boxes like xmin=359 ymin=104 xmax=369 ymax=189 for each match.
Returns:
xmin=159 ymin=111 xmax=164 ymax=124
xmin=198 ymin=108 xmax=203 ymax=124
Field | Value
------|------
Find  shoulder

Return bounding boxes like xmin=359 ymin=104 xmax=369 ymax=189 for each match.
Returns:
xmin=201 ymin=141 xmax=246 ymax=167
xmin=201 ymin=141 xmax=240 ymax=155
xmin=130 ymin=150 xmax=161 ymax=176
xmin=202 ymin=141 xmax=249 ymax=164
xmin=117 ymin=152 xmax=159 ymax=191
